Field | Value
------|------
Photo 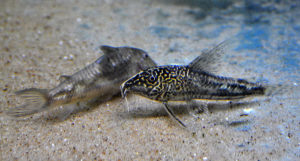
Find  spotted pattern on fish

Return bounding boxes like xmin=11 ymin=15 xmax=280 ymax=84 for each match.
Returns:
xmin=122 ymin=65 xmax=265 ymax=102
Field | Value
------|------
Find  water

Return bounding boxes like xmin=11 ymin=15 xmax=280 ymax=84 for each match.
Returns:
xmin=1 ymin=0 xmax=299 ymax=160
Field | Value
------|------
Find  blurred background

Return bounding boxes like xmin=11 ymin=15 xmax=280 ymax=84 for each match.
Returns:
xmin=1 ymin=0 xmax=299 ymax=160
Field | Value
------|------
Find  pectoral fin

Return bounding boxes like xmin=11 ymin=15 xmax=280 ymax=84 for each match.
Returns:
xmin=162 ymin=102 xmax=186 ymax=128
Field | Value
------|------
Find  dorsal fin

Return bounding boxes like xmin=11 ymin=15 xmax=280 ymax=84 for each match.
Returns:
xmin=98 ymin=45 xmax=132 ymax=73
xmin=100 ymin=45 xmax=119 ymax=56
xmin=100 ymin=45 xmax=130 ymax=61
xmin=59 ymin=75 xmax=71 ymax=82
xmin=188 ymin=39 xmax=233 ymax=73
xmin=98 ymin=45 xmax=122 ymax=65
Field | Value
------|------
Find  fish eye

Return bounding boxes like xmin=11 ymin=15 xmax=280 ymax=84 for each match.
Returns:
xmin=143 ymin=53 xmax=149 ymax=58
xmin=148 ymin=75 xmax=156 ymax=82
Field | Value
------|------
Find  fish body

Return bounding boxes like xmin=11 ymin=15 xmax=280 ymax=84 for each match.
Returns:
xmin=121 ymin=65 xmax=265 ymax=102
xmin=121 ymin=41 xmax=266 ymax=127
xmin=7 ymin=46 xmax=157 ymax=117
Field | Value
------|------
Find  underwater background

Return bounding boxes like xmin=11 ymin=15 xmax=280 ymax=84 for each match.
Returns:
xmin=1 ymin=0 xmax=299 ymax=160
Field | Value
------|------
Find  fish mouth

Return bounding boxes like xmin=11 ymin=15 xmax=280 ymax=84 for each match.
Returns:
xmin=120 ymin=82 xmax=148 ymax=99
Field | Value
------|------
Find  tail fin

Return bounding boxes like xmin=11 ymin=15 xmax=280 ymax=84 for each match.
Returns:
xmin=264 ymin=84 xmax=295 ymax=97
xmin=6 ymin=88 xmax=50 ymax=117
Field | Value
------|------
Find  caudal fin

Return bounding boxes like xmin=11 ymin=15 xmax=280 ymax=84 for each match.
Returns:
xmin=264 ymin=84 xmax=293 ymax=97
xmin=6 ymin=88 xmax=50 ymax=117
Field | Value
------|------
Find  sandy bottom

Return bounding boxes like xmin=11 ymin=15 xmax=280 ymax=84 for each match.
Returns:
xmin=1 ymin=0 xmax=299 ymax=160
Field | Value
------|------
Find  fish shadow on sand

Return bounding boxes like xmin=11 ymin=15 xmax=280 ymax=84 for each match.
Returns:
xmin=118 ymin=100 xmax=260 ymax=121
xmin=115 ymin=100 xmax=262 ymax=128
xmin=5 ymin=95 xmax=262 ymax=128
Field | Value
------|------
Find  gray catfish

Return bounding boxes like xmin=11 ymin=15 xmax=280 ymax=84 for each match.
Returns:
xmin=6 ymin=46 xmax=157 ymax=117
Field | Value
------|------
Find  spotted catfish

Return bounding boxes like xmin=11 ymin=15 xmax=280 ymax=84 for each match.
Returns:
xmin=6 ymin=46 xmax=157 ymax=117
xmin=121 ymin=41 xmax=266 ymax=127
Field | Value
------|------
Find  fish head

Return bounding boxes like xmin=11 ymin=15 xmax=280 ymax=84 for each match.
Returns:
xmin=124 ymin=47 xmax=157 ymax=70
xmin=100 ymin=45 xmax=157 ymax=72
xmin=121 ymin=68 xmax=162 ymax=100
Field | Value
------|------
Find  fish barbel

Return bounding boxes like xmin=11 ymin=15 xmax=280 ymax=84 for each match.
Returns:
xmin=121 ymin=41 xmax=266 ymax=127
